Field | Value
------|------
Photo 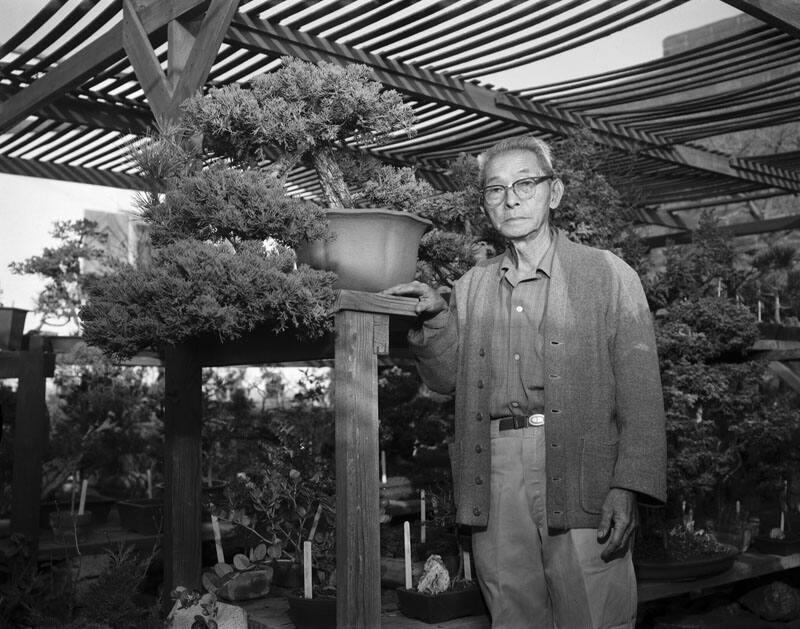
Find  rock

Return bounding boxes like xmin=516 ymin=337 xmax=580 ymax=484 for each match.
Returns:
xmin=739 ymin=581 xmax=800 ymax=621
xmin=165 ymin=599 xmax=247 ymax=629
xmin=217 ymin=567 xmax=273 ymax=602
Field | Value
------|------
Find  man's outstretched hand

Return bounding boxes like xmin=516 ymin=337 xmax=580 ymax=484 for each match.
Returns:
xmin=597 ymin=488 xmax=638 ymax=561
xmin=382 ymin=281 xmax=448 ymax=319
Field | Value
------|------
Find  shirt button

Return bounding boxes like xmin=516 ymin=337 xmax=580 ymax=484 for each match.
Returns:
xmin=474 ymin=476 xmax=483 ymax=485
xmin=510 ymin=401 xmax=519 ymax=408
xmin=476 ymin=412 xmax=483 ymax=421
xmin=515 ymin=305 xmax=523 ymax=313
xmin=473 ymin=507 xmax=482 ymax=517
xmin=475 ymin=444 xmax=483 ymax=453
xmin=513 ymin=353 xmax=520 ymax=361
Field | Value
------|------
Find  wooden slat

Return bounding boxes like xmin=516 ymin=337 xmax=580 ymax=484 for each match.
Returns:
xmin=644 ymin=213 xmax=800 ymax=248
xmin=334 ymin=310 xmax=382 ymax=628
xmin=334 ymin=291 xmax=419 ymax=317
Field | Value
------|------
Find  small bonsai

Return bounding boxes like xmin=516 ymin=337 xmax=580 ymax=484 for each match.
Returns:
xmin=10 ymin=219 xmax=108 ymax=330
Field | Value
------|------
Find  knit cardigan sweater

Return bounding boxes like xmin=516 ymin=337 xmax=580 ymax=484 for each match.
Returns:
xmin=409 ymin=230 xmax=667 ymax=530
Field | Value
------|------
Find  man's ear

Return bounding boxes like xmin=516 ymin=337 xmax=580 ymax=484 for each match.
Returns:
xmin=549 ymin=178 xmax=565 ymax=209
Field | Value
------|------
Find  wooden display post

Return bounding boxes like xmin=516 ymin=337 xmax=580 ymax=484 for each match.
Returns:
xmin=161 ymin=291 xmax=418 ymax=628
xmin=3 ymin=334 xmax=55 ymax=544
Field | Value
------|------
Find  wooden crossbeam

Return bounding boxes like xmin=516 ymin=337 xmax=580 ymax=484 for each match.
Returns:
xmin=0 ymin=155 xmax=145 ymax=190
xmin=225 ymin=15 xmax=800 ymax=193
xmin=123 ymin=0 xmax=240 ymax=123
xmin=643 ymin=213 xmax=800 ymax=248
xmin=723 ymin=0 xmax=800 ymax=39
xmin=0 ymin=0 xmax=210 ymax=133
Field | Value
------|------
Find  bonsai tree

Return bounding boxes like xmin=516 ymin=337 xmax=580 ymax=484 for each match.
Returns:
xmin=182 ymin=57 xmax=416 ymax=208
xmin=81 ymin=127 xmax=338 ymax=360
xmin=10 ymin=219 xmax=108 ymax=330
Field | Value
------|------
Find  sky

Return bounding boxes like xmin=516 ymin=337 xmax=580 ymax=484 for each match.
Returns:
xmin=0 ymin=0 xmax=744 ymax=333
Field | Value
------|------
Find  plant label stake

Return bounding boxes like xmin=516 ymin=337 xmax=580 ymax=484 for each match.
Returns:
xmin=211 ymin=514 xmax=225 ymax=565
xmin=463 ymin=550 xmax=472 ymax=582
xmin=381 ymin=451 xmax=387 ymax=485
xmin=420 ymin=490 xmax=426 ymax=544
xmin=146 ymin=468 xmax=153 ymax=499
xmin=303 ymin=541 xmax=313 ymax=599
xmin=404 ymin=521 xmax=412 ymax=590
xmin=77 ymin=479 xmax=88 ymax=515
xmin=308 ymin=503 xmax=323 ymax=541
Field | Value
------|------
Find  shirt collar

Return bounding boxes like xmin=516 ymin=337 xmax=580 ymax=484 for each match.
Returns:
xmin=499 ymin=228 xmax=557 ymax=282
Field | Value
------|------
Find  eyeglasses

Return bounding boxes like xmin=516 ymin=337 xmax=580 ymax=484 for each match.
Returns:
xmin=481 ymin=175 xmax=554 ymax=207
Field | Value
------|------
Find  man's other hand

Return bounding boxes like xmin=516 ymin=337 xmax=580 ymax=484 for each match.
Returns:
xmin=597 ymin=488 xmax=638 ymax=561
xmin=382 ymin=281 xmax=447 ymax=318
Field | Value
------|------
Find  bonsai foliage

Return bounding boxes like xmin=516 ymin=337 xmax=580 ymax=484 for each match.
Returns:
xmin=551 ymin=127 xmax=646 ymax=272
xmin=81 ymin=127 xmax=337 ymax=360
xmin=182 ymin=57 xmax=416 ymax=207
xmin=10 ymin=219 xmax=108 ymax=329
xmin=648 ymin=211 xmax=800 ymax=518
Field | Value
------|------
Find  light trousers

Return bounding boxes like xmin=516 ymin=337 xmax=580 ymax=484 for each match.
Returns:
xmin=472 ymin=420 xmax=637 ymax=629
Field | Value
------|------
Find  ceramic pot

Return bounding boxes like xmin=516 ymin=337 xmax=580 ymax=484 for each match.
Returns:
xmin=39 ymin=495 xmax=115 ymax=528
xmin=752 ymin=536 xmax=800 ymax=555
xmin=634 ymin=544 xmax=739 ymax=581
xmin=49 ymin=510 xmax=93 ymax=542
xmin=396 ymin=583 xmax=488 ymax=623
xmin=295 ymin=208 xmax=432 ymax=292
xmin=0 ymin=308 xmax=27 ymax=351
xmin=286 ymin=592 xmax=336 ymax=629
xmin=116 ymin=498 xmax=164 ymax=535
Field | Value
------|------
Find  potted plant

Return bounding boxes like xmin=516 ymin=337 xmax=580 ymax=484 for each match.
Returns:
xmin=80 ymin=128 xmax=337 ymax=360
xmin=396 ymin=554 xmax=486 ymax=623
xmin=0 ymin=300 xmax=26 ymax=351
xmin=182 ymin=57 xmax=433 ymax=292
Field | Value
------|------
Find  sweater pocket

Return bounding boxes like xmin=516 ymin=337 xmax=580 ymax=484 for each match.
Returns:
xmin=579 ymin=439 xmax=619 ymax=514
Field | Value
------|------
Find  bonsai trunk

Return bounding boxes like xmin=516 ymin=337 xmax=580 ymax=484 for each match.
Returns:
xmin=313 ymin=146 xmax=353 ymax=208
xmin=265 ymin=151 xmax=303 ymax=187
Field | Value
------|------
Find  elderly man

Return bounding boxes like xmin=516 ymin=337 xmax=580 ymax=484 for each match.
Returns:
xmin=385 ymin=135 xmax=666 ymax=628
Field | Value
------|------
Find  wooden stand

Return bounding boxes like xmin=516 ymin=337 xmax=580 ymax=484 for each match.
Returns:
xmin=2 ymin=335 xmax=55 ymax=545
xmin=160 ymin=291 xmax=418 ymax=627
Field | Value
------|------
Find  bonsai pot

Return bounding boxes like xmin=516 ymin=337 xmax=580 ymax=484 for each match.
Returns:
xmin=39 ymin=494 xmax=115 ymax=528
xmin=752 ymin=536 xmax=800 ymax=556
xmin=286 ymin=592 xmax=336 ymax=629
xmin=271 ymin=559 xmax=321 ymax=589
xmin=48 ymin=335 xmax=87 ymax=355
xmin=49 ymin=510 xmax=93 ymax=542
xmin=116 ymin=498 xmax=164 ymax=535
xmin=0 ymin=308 xmax=27 ymax=351
xmin=634 ymin=544 xmax=739 ymax=581
xmin=396 ymin=582 xmax=488 ymax=623
xmin=295 ymin=208 xmax=432 ymax=292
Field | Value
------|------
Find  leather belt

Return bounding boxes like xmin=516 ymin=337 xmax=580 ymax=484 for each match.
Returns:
xmin=494 ymin=413 xmax=545 ymax=431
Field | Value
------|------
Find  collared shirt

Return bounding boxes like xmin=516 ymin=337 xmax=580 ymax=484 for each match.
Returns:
xmin=489 ymin=235 xmax=556 ymax=418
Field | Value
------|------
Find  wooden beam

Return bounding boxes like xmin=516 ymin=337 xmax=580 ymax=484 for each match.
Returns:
xmin=334 ymin=310 xmax=382 ymax=629
xmin=225 ymin=14 xmax=800 ymax=193
xmin=643 ymin=213 xmax=800 ymax=248
xmin=0 ymin=0 xmax=210 ymax=132
xmin=0 ymin=156 xmax=146 ymax=190
xmin=722 ymin=0 xmax=800 ymax=39
xmin=124 ymin=0 xmax=238 ymax=123
xmin=163 ymin=343 xmax=203 ymax=598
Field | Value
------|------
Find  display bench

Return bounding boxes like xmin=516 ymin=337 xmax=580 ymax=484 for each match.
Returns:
xmin=161 ymin=290 xmax=419 ymax=627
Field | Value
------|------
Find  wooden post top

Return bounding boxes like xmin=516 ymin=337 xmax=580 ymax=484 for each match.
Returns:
xmin=333 ymin=290 xmax=419 ymax=318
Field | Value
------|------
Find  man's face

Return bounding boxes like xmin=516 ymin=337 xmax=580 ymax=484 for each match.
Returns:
xmin=481 ymin=149 xmax=563 ymax=242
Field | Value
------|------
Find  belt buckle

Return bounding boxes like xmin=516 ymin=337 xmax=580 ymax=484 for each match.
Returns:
xmin=527 ymin=413 xmax=544 ymax=427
